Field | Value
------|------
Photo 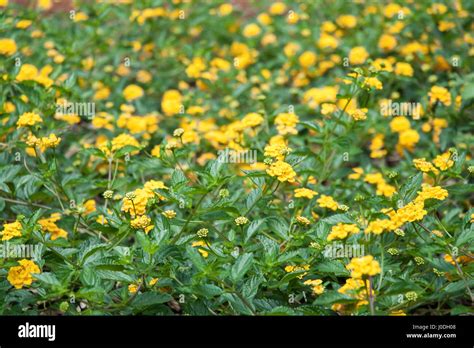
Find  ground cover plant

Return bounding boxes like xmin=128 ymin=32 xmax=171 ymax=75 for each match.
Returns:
xmin=0 ymin=0 xmax=473 ymax=316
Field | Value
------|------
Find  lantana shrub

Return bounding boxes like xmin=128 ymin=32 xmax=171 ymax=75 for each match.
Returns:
xmin=0 ymin=0 xmax=473 ymax=316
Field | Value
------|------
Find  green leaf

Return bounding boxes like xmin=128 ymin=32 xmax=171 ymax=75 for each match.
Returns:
xmin=399 ymin=173 xmax=422 ymax=203
xmin=194 ymin=284 xmax=223 ymax=298
xmin=131 ymin=292 xmax=173 ymax=308
xmin=33 ymin=272 xmax=61 ymax=287
xmin=186 ymin=245 xmax=206 ymax=272
xmin=313 ymin=291 xmax=354 ymax=305
xmin=230 ymin=253 xmax=254 ymax=282
xmin=244 ymin=218 xmax=265 ymax=243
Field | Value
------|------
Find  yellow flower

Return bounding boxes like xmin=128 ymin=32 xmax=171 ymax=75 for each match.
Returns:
xmin=294 ymin=188 xmax=318 ymax=199
xmin=162 ymin=210 xmax=176 ymax=219
xmin=397 ymin=129 xmax=420 ymax=152
xmin=389 ymin=116 xmax=411 ymax=133
xmin=336 ymin=15 xmax=357 ymax=29
xmin=370 ymin=134 xmax=387 ymax=158
xmin=39 ymin=133 xmax=61 ymax=150
xmin=185 ymin=57 xmax=206 ymax=78
xmin=269 ymin=2 xmax=287 ymax=15
xmin=123 ymin=84 xmax=144 ymax=101
xmin=16 ymin=20 xmax=32 ymax=29
xmin=317 ymin=195 xmax=339 ymax=211
xmin=243 ymin=23 xmax=261 ymax=38
xmin=192 ymin=240 xmax=209 ymax=258
xmin=349 ymin=46 xmax=368 ymax=65
xmin=365 ymin=219 xmax=394 ymax=235
xmin=266 ymin=160 xmax=296 ymax=183
xmin=299 ymin=51 xmax=317 ymax=69
xmin=432 ymin=152 xmax=454 ymax=171
xmin=395 ymin=62 xmax=414 ymax=77
xmin=415 ymin=185 xmax=448 ymax=202
xmin=338 ymin=278 xmax=366 ymax=294
xmin=413 ymin=158 xmax=439 ymax=174
xmin=428 ymin=86 xmax=451 ymax=106
xmin=218 ymin=3 xmax=233 ymax=16
xmin=161 ymin=89 xmax=182 ymax=116
xmin=363 ymin=77 xmax=383 ymax=90
xmin=348 ymin=108 xmax=368 ymax=121
xmin=17 ymin=112 xmax=43 ymax=128
xmin=0 ymin=38 xmax=17 ymax=56
xmin=346 ymin=256 xmax=381 ymax=278
xmin=8 ymin=259 xmax=41 ymax=289
xmin=304 ymin=279 xmax=325 ymax=295
xmin=327 ymin=223 xmax=360 ymax=241
xmin=83 ymin=199 xmax=96 ymax=215
xmin=149 ymin=277 xmax=159 ymax=286
xmin=318 ymin=33 xmax=338 ymax=50
xmin=128 ymin=283 xmax=139 ymax=294
xmin=130 ymin=215 xmax=152 ymax=232
xmin=296 ymin=216 xmax=311 ymax=226
xmin=378 ymin=34 xmax=397 ymax=51
xmin=241 ymin=112 xmax=264 ymax=128
xmin=274 ymin=112 xmax=299 ymax=135
xmin=39 ymin=213 xmax=68 ymax=240
xmin=151 ymin=145 xmax=161 ymax=158
xmin=38 ymin=0 xmax=53 ymax=11
xmin=1 ymin=220 xmax=22 ymax=241
xmin=111 ymin=133 xmax=140 ymax=152
xmin=348 ymin=167 xmax=364 ymax=180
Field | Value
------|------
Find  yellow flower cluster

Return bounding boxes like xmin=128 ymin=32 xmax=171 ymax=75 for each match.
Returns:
xmin=294 ymin=188 xmax=318 ymax=199
xmin=1 ymin=220 xmax=22 ymax=241
xmin=346 ymin=255 xmax=381 ymax=278
xmin=0 ymin=38 xmax=17 ymax=56
xmin=364 ymin=173 xmax=396 ymax=197
xmin=117 ymin=113 xmax=158 ymax=139
xmin=413 ymin=151 xmax=454 ymax=174
xmin=369 ymin=134 xmax=387 ymax=158
xmin=367 ymin=185 xmax=449 ymax=234
xmin=285 ymin=264 xmax=310 ymax=279
xmin=348 ymin=108 xmax=368 ymax=121
xmin=422 ymin=118 xmax=448 ymax=144
xmin=317 ymin=194 xmax=339 ymax=211
xmin=7 ymin=259 xmax=41 ymax=289
xmin=349 ymin=46 xmax=369 ymax=65
xmin=16 ymin=64 xmax=54 ymax=88
xmin=130 ymin=215 xmax=153 ymax=233
xmin=296 ymin=216 xmax=311 ymax=226
xmin=17 ymin=112 xmax=43 ymax=128
xmin=266 ymin=160 xmax=296 ymax=183
xmin=304 ymin=279 xmax=325 ymax=295
xmin=111 ymin=133 xmax=140 ymax=152
xmin=365 ymin=219 xmax=394 ymax=235
xmin=38 ymin=213 xmax=68 ymax=240
xmin=274 ymin=112 xmax=299 ymax=135
xmin=327 ymin=223 xmax=360 ymax=241
xmin=389 ymin=117 xmax=419 ymax=155
xmin=121 ymin=180 xmax=167 ymax=217
xmin=363 ymin=77 xmax=383 ymax=90
xmin=26 ymin=133 xmax=61 ymax=152
xmin=428 ymin=85 xmax=451 ymax=106
xmin=161 ymin=89 xmax=183 ymax=116
xmin=123 ymin=84 xmax=144 ymax=101
xmin=241 ymin=112 xmax=264 ymax=128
